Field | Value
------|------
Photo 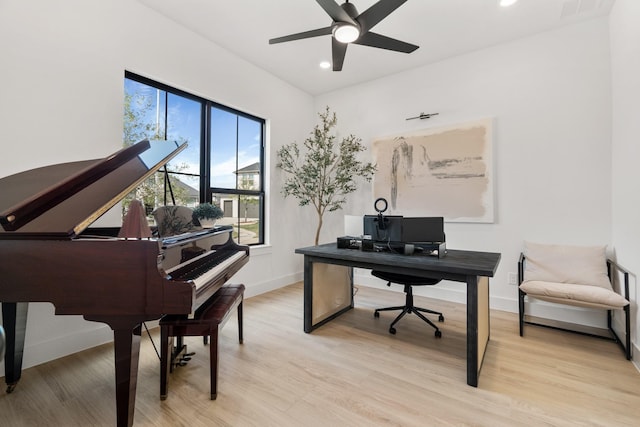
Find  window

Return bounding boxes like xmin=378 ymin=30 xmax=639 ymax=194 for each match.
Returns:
xmin=123 ymin=72 xmax=265 ymax=245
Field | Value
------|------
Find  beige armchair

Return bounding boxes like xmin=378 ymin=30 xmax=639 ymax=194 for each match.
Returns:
xmin=518 ymin=242 xmax=631 ymax=359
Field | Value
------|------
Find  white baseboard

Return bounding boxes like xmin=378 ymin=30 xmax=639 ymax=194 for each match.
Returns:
xmin=244 ymin=272 xmax=302 ymax=298
xmin=3 ymin=270 xmax=634 ymax=376
xmin=0 ymin=273 xmax=300 ymax=376
xmin=354 ymin=269 xmax=636 ymax=360
xmin=1 ymin=322 xmax=113 ymax=375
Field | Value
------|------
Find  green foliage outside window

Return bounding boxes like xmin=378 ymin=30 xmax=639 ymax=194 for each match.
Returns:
xmin=122 ymin=89 xmax=192 ymax=217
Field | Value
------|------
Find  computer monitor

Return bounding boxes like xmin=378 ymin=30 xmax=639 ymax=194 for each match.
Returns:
xmin=363 ymin=214 xmax=403 ymax=242
xmin=401 ymin=217 xmax=445 ymax=243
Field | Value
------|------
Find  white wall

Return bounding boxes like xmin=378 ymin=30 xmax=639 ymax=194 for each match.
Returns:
xmin=1 ymin=0 xmax=636 ymax=373
xmin=0 ymin=0 xmax=314 ymax=372
xmin=315 ymin=18 xmax=618 ymax=327
xmin=610 ymin=0 xmax=640 ymax=361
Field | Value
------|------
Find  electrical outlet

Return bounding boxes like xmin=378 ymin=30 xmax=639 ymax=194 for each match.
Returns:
xmin=508 ymin=272 xmax=518 ymax=285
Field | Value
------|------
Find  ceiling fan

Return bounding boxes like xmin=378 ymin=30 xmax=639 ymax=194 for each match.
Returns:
xmin=269 ymin=0 xmax=419 ymax=71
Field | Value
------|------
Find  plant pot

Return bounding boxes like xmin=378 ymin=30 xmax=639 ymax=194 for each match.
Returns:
xmin=199 ymin=218 xmax=216 ymax=228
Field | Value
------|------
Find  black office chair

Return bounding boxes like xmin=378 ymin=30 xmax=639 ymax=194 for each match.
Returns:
xmin=372 ymin=271 xmax=444 ymax=338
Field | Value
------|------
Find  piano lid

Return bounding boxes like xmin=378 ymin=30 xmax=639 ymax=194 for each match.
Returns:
xmin=0 ymin=139 xmax=187 ymax=239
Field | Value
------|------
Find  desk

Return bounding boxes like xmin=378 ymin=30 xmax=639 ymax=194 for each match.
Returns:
xmin=295 ymin=243 xmax=501 ymax=387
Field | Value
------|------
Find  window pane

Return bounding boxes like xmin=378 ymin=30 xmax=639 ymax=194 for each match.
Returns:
xmin=210 ymin=107 xmax=238 ymax=189
xmin=124 ymin=80 xmax=166 ymax=145
xmin=124 ymin=78 xmax=202 ymax=212
xmin=122 ymin=171 xmax=200 ymax=227
xmin=165 ymin=93 xmax=201 ymax=192
xmin=237 ymin=116 xmax=262 ymax=190
xmin=212 ymin=192 xmax=261 ymax=245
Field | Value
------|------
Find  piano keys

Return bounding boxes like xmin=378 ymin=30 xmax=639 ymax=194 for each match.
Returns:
xmin=166 ymin=244 xmax=247 ymax=305
xmin=159 ymin=226 xmax=249 ymax=314
xmin=0 ymin=140 xmax=249 ymax=427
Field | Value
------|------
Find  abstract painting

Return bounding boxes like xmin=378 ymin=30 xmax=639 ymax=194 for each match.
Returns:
xmin=372 ymin=118 xmax=494 ymax=223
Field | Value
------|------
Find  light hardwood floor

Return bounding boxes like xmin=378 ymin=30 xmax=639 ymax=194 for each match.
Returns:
xmin=1 ymin=282 xmax=639 ymax=426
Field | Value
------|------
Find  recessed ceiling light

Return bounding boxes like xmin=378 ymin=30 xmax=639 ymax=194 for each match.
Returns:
xmin=500 ymin=0 xmax=518 ymax=6
xmin=319 ymin=61 xmax=331 ymax=69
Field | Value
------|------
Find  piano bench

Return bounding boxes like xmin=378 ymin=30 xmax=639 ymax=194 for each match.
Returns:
xmin=159 ymin=283 xmax=245 ymax=400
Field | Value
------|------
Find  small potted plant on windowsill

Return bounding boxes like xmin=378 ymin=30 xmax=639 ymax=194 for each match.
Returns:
xmin=192 ymin=203 xmax=224 ymax=228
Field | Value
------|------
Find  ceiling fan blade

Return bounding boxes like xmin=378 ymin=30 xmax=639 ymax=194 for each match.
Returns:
xmin=269 ymin=26 xmax=333 ymax=44
xmin=353 ymin=31 xmax=418 ymax=53
xmin=332 ymin=37 xmax=348 ymax=71
xmin=357 ymin=0 xmax=407 ymax=33
xmin=316 ymin=0 xmax=357 ymax=25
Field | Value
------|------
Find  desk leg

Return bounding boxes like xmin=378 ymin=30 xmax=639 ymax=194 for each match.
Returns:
xmin=466 ymin=275 xmax=490 ymax=387
xmin=303 ymin=256 xmax=314 ymax=333
xmin=303 ymin=257 xmax=353 ymax=333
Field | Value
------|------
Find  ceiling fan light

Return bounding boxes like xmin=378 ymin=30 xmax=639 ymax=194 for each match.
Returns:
xmin=334 ymin=23 xmax=360 ymax=43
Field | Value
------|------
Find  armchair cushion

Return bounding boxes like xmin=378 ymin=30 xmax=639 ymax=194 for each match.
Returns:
xmin=523 ymin=242 xmax=611 ymax=289
xmin=519 ymin=280 xmax=628 ymax=309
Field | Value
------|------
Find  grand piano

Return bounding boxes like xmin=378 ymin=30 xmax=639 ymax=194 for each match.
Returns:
xmin=0 ymin=140 xmax=249 ymax=426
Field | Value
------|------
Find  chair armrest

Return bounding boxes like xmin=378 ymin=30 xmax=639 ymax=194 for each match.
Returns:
xmin=518 ymin=252 xmax=525 ymax=285
xmin=607 ymin=259 xmax=630 ymax=301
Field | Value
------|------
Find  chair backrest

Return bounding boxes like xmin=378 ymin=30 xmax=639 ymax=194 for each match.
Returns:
xmin=372 ymin=270 xmax=441 ymax=286
xmin=523 ymin=241 xmax=611 ymax=290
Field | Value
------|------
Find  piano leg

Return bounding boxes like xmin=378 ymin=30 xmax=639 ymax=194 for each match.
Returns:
xmin=160 ymin=332 xmax=171 ymax=400
xmin=86 ymin=316 xmax=148 ymax=427
xmin=112 ymin=325 xmax=142 ymax=427
xmin=1 ymin=302 xmax=28 ymax=393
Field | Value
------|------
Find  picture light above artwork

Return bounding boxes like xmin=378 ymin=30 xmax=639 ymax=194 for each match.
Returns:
xmin=406 ymin=112 xmax=439 ymax=121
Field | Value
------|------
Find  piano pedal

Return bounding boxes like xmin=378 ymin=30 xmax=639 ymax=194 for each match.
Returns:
xmin=177 ymin=354 xmax=194 ymax=366
xmin=185 ymin=352 xmax=195 ymax=357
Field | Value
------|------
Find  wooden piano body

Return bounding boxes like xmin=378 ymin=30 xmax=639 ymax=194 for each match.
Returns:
xmin=0 ymin=140 xmax=249 ymax=426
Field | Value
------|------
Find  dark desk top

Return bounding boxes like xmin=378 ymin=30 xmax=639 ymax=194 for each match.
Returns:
xmin=295 ymin=243 xmax=501 ymax=281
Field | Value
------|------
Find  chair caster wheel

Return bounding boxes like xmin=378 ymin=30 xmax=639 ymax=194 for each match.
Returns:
xmin=435 ymin=330 xmax=442 ymax=338
xmin=389 ymin=327 xmax=396 ymax=335
xmin=374 ymin=311 xmax=380 ymax=318
xmin=438 ymin=314 xmax=445 ymax=322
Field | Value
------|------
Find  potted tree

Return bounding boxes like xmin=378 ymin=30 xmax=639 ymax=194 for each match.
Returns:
xmin=277 ymin=107 xmax=376 ymax=245
xmin=192 ymin=203 xmax=224 ymax=228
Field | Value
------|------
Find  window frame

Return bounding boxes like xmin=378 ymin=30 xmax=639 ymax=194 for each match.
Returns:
xmin=125 ymin=71 xmax=266 ymax=245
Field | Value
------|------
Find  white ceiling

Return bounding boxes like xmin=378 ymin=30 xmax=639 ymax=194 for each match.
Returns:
xmin=137 ymin=0 xmax=614 ymax=96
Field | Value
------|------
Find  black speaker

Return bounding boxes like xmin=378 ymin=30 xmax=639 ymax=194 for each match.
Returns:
xmin=337 ymin=236 xmax=361 ymax=249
